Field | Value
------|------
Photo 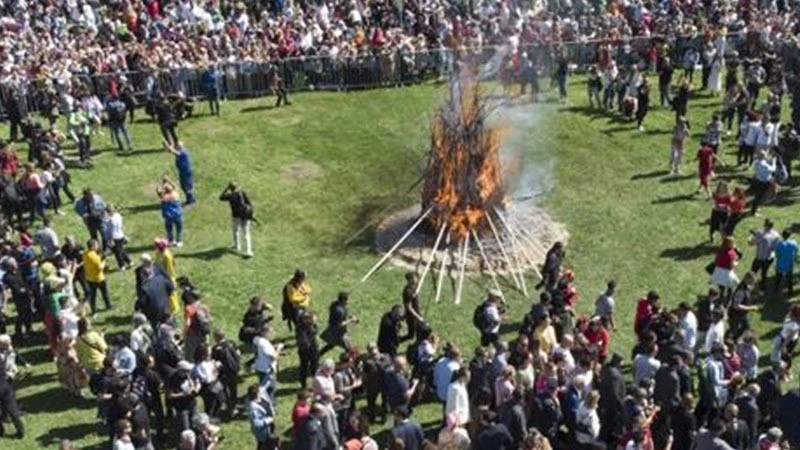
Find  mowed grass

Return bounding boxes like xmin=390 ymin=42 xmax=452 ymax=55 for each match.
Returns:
xmin=2 ymin=75 xmax=796 ymax=449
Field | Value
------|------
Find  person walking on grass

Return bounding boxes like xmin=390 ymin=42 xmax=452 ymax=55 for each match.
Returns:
xmin=106 ymin=94 xmax=132 ymax=152
xmin=696 ymin=143 xmax=724 ymax=197
xmin=751 ymin=150 xmax=776 ymax=216
xmin=74 ymin=188 xmax=107 ymax=247
xmin=83 ymin=239 xmax=112 ymax=316
xmin=773 ymin=230 xmax=798 ymax=298
xmin=157 ymin=177 xmax=184 ymax=247
xmin=709 ymin=181 xmax=731 ymax=243
xmin=219 ymin=182 xmax=254 ymax=257
xmin=748 ymin=218 xmax=779 ymax=291
xmin=103 ymin=205 xmax=132 ymax=271
xmin=635 ymin=78 xmax=650 ymax=132
xmin=670 ymin=117 xmax=690 ymax=175
xmin=164 ymin=141 xmax=196 ymax=207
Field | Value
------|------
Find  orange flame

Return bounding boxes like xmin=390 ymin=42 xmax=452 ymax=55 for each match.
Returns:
xmin=421 ymin=80 xmax=504 ymax=241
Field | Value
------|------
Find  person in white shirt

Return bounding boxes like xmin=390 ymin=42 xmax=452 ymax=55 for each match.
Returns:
xmin=633 ymin=344 xmax=661 ymax=384
xmin=34 ymin=217 xmax=60 ymax=261
xmin=771 ymin=305 xmax=800 ymax=363
xmin=678 ymin=302 xmax=698 ymax=351
xmin=103 ymin=204 xmax=131 ymax=270
xmin=553 ymin=334 xmax=576 ymax=375
xmin=704 ymin=309 xmax=726 ymax=353
xmin=445 ymin=367 xmax=470 ymax=426
xmin=437 ymin=411 xmax=471 ymax=450
xmin=253 ymin=324 xmax=282 ymax=394
xmin=575 ymin=390 xmax=602 ymax=447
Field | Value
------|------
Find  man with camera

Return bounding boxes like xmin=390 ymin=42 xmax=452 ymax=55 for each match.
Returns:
xmin=219 ymin=182 xmax=254 ymax=257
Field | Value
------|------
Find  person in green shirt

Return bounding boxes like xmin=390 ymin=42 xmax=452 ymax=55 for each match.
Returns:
xmin=68 ymin=105 xmax=92 ymax=167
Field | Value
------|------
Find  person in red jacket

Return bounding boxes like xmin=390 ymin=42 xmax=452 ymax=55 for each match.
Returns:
xmin=583 ymin=316 xmax=610 ymax=361
xmin=290 ymin=390 xmax=311 ymax=437
xmin=634 ymin=291 xmax=660 ymax=336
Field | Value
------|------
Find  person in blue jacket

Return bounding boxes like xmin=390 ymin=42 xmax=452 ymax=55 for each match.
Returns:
xmin=165 ymin=140 xmax=196 ymax=207
xmin=201 ymin=64 xmax=221 ymax=117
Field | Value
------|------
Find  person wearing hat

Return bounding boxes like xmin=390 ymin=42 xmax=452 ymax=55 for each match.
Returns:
xmin=0 ymin=333 xmax=23 ymax=438
xmin=282 ymin=269 xmax=311 ymax=331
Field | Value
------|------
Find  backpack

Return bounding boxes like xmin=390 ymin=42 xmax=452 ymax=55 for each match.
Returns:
xmin=472 ymin=301 xmax=490 ymax=332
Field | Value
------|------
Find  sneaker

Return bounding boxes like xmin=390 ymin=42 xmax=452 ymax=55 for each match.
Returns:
xmin=170 ymin=240 xmax=177 ymax=247
xmin=638 ymin=125 xmax=645 ymax=132
xmin=56 ymin=210 xmax=65 ymax=216
xmin=175 ymin=241 xmax=184 ymax=248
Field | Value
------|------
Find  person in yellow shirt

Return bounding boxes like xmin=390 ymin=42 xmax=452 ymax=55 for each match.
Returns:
xmin=83 ymin=239 xmax=112 ymax=315
xmin=154 ymin=237 xmax=180 ymax=315
xmin=74 ymin=317 xmax=107 ymax=373
xmin=281 ymin=269 xmax=311 ymax=331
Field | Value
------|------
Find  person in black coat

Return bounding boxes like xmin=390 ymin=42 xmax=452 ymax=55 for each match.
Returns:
xmin=670 ymin=393 xmax=697 ymax=450
xmin=211 ymin=329 xmax=241 ymax=416
xmin=294 ymin=310 xmax=319 ymax=389
xmin=598 ymin=353 xmax=625 ymax=444
xmin=778 ymin=387 xmax=800 ymax=448
xmin=734 ymin=384 xmax=760 ymax=449
xmin=390 ymin=406 xmax=425 ymax=450
xmin=530 ymin=379 xmax=562 ymax=446
xmin=475 ymin=410 xmax=514 ymax=450
xmin=636 ymin=78 xmax=651 ymax=131
xmin=3 ymin=87 xmax=25 ymax=142
xmin=758 ymin=362 xmax=786 ymax=428
xmin=722 ymin=403 xmax=751 ymax=450
xmin=499 ymin=388 xmax=528 ymax=447
xmin=672 ymin=78 xmax=690 ymax=124
xmin=296 ymin=405 xmax=327 ymax=450
xmin=154 ymin=93 xmax=179 ymax=146
xmin=377 ymin=305 xmax=404 ymax=357
xmin=653 ymin=355 xmax=681 ymax=412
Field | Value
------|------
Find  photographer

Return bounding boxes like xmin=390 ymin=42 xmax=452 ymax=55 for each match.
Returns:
xmin=219 ymin=182 xmax=254 ymax=258
xmin=319 ymin=292 xmax=357 ymax=357
xmin=73 ymin=188 xmax=107 ymax=248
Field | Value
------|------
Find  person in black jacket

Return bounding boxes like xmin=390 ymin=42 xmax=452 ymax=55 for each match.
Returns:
xmin=735 ymin=384 xmax=760 ymax=449
xmin=722 ymin=403 xmax=751 ymax=450
xmin=598 ymin=353 xmax=625 ymax=444
xmin=3 ymin=86 xmax=25 ymax=142
xmin=377 ymin=305 xmax=404 ymax=356
xmin=499 ymin=388 xmax=528 ymax=447
xmin=295 ymin=310 xmax=319 ymax=389
xmin=154 ymin=93 xmax=179 ymax=147
xmin=212 ymin=328 xmax=241 ymax=416
xmin=531 ymin=378 xmax=562 ymax=446
xmin=219 ymin=182 xmax=254 ymax=257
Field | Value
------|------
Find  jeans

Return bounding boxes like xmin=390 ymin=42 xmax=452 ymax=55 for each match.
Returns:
xmin=165 ymin=215 xmax=184 ymax=243
xmin=112 ymin=238 xmax=132 ymax=269
xmin=659 ymin=82 xmax=671 ymax=107
xmin=775 ymin=271 xmax=794 ymax=297
xmin=160 ymin=123 xmax=179 ymax=147
xmin=76 ymin=134 xmax=91 ymax=162
xmin=87 ymin=280 xmax=111 ymax=314
xmin=208 ymin=93 xmax=220 ymax=116
xmin=232 ymin=217 xmax=252 ymax=254
xmin=179 ymin=177 xmax=196 ymax=205
xmin=110 ymin=124 xmax=132 ymax=151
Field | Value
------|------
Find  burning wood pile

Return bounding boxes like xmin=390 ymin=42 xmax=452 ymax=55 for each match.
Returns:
xmin=362 ymin=78 xmax=567 ymax=304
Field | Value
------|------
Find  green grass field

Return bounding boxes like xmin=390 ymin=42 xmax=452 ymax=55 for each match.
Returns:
xmin=5 ymin=77 xmax=798 ymax=449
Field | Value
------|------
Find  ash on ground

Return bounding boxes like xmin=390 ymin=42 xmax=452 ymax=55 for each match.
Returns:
xmin=374 ymin=199 xmax=568 ymax=276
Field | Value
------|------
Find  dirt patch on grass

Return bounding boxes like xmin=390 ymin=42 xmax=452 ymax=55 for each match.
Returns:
xmin=280 ymin=160 xmax=323 ymax=182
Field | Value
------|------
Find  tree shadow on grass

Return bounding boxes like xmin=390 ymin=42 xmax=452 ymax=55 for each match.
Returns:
xmin=36 ymin=421 xmax=100 ymax=447
xmin=658 ymin=242 xmax=713 ymax=261
xmin=177 ymin=247 xmax=229 ymax=261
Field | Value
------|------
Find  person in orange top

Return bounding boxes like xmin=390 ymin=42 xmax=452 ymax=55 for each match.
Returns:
xmin=724 ymin=187 xmax=747 ymax=237
xmin=709 ymin=181 xmax=731 ymax=243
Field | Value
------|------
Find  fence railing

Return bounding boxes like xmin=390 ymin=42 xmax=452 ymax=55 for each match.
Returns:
xmin=2 ymin=31 xmax=795 ymax=120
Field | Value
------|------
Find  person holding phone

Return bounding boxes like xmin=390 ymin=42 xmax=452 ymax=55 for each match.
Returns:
xmin=219 ymin=182 xmax=254 ymax=257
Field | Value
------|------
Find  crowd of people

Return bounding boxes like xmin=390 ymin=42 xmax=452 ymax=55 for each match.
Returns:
xmin=1 ymin=0 xmax=800 ymax=450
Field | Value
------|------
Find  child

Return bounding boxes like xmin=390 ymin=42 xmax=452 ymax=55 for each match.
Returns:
xmin=670 ymin=117 xmax=691 ymax=174
xmin=696 ymin=143 xmax=724 ymax=197
xmin=737 ymin=330 xmax=760 ymax=380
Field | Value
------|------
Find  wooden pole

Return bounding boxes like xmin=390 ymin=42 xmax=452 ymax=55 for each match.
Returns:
xmin=493 ymin=207 xmax=543 ymax=280
xmin=361 ymin=206 xmax=433 ymax=283
xmin=471 ymin=228 xmax=506 ymax=305
xmin=415 ymin=223 xmax=448 ymax=296
xmin=486 ymin=213 xmax=523 ymax=292
xmin=455 ymin=233 xmax=471 ymax=305
xmin=434 ymin=232 xmax=451 ymax=303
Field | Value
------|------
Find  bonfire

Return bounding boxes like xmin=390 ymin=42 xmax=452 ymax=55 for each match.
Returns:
xmin=361 ymin=77 xmax=565 ymax=304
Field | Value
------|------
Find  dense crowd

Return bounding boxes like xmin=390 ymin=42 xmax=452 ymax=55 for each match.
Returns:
xmin=2 ymin=0 xmax=800 ymax=450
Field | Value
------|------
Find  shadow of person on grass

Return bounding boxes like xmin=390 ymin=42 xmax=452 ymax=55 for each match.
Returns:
xmin=658 ymin=242 xmax=714 ymax=261
xmin=240 ymin=105 xmax=276 ymax=113
xmin=36 ymin=422 xmax=99 ymax=447
xmin=651 ymin=193 xmax=697 ymax=204
xmin=631 ymin=170 xmax=670 ymax=180
xmin=178 ymin=247 xmax=229 ymax=261
xmin=121 ymin=203 xmax=162 ymax=215
xmin=20 ymin=387 xmax=94 ymax=414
